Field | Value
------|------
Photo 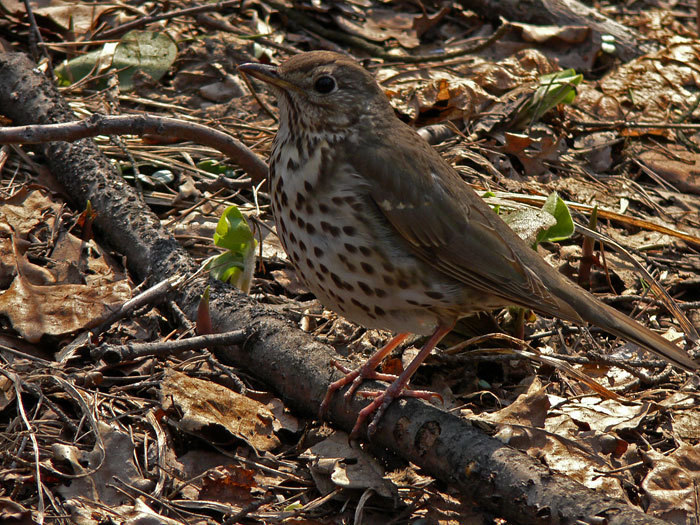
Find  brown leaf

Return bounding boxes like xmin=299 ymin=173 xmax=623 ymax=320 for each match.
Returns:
xmin=642 ymin=443 xmax=700 ymax=523
xmin=0 ymin=276 xmax=131 ymax=343
xmin=638 ymin=146 xmax=700 ymax=195
xmin=301 ymin=432 xmax=398 ymax=499
xmin=199 ymin=465 xmax=257 ymax=505
xmin=54 ymin=422 xmax=144 ymax=506
xmin=0 ymin=187 xmax=61 ymax=237
xmin=160 ymin=369 xmax=281 ymax=451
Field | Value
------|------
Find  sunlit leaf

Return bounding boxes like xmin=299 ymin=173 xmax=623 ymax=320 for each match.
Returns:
xmin=511 ymin=69 xmax=583 ymax=129
xmin=206 ymin=206 xmax=257 ymax=293
xmin=534 ymin=191 xmax=574 ymax=246
xmin=113 ymin=30 xmax=177 ymax=91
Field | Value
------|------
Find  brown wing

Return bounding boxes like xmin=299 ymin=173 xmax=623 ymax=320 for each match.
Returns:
xmin=349 ymin=121 xmax=582 ymax=323
xmin=346 ymin=121 xmax=698 ymax=371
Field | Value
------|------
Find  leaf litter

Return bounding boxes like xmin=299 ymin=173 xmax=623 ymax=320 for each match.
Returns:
xmin=0 ymin=0 xmax=699 ymax=523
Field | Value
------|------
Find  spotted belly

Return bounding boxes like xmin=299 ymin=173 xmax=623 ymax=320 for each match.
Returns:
xmin=269 ymin=170 xmax=485 ymax=335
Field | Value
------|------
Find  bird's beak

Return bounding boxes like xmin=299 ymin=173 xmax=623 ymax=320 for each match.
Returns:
xmin=237 ymin=62 xmax=301 ymax=93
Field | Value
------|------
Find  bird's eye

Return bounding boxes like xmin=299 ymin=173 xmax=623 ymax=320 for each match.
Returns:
xmin=314 ymin=76 xmax=336 ymax=94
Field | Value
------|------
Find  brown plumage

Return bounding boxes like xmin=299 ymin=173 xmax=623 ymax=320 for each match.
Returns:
xmin=238 ymin=51 xmax=698 ymax=438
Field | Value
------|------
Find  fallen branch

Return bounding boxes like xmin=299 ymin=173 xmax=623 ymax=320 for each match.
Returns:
xmin=0 ymin=52 xmax=668 ymax=525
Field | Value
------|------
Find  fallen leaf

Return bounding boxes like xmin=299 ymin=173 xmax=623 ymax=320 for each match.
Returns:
xmin=160 ymin=369 xmax=281 ymax=451
xmin=0 ymin=276 xmax=131 ymax=343
xmin=54 ymin=421 xmax=144 ymax=506
xmin=642 ymin=443 xmax=700 ymax=523
xmin=301 ymin=432 xmax=397 ymax=499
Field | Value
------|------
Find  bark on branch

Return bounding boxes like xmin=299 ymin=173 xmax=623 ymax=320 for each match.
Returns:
xmin=0 ymin=52 xmax=667 ymax=525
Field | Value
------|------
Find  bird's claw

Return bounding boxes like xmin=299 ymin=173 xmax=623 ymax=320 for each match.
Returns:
xmin=318 ymin=359 xmax=398 ymax=419
xmin=351 ymin=387 xmax=443 ymax=439
xmin=320 ymin=362 xmax=443 ymax=440
xmin=356 ymin=388 xmax=443 ymax=403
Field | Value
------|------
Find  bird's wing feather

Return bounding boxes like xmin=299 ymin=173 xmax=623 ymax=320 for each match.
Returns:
xmin=350 ymin=122 xmax=581 ymax=322
xmin=349 ymin=123 xmax=699 ymax=371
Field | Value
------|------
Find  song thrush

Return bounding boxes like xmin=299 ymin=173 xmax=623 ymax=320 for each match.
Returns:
xmin=238 ymin=52 xmax=698 ymax=438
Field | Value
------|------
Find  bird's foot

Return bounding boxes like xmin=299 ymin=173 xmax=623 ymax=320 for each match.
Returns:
xmin=318 ymin=359 xmax=399 ymax=419
xmin=318 ymin=332 xmax=410 ymax=419
xmin=351 ymin=379 xmax=442 ymax=439
xmin=348 ymin=324 xmax=454 ymax=439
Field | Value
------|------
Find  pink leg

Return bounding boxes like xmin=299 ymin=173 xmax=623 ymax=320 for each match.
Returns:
xmin=319 ymin=332 xmax=409 ymax=418
xmin=352 ymin=323 xmax=455 ymax=439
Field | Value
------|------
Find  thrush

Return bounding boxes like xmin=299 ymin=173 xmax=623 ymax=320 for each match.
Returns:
xmin=238 ymin=51 xmax=698 ymax=438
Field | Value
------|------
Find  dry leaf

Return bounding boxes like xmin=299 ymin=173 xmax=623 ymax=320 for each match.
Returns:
xmin=0 ymin=277 xmax=131 ymax=342
xmin=160 ymin=369 xmax=281 ymax=451
xmin=301 ymin=432 xmax=397 ymax=499
xmin=642 ymin=443 xmax=700 ymax=524
xmin=54 ymin=421 xmax=144 ymax=506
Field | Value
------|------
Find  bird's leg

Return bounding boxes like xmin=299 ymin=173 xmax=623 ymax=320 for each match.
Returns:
xmin=319 ymin=332 xmax=409 ymax=418
xmin=352 ymin=323 xmax=455 ymax=439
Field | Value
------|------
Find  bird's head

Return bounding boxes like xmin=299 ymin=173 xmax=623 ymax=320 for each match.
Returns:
xmin=238 ymin=51 xmax=393 ymax=133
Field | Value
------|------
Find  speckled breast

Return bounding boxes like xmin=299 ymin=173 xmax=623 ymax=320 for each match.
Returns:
xmin=268 ymin=131 xmax=479 ymax=335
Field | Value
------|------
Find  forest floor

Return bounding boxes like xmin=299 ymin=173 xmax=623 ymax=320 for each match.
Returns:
xmin=0 ymin=1 xmax=699 ymax=524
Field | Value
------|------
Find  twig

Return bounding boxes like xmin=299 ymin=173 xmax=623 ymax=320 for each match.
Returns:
xmin=0 ymin=344 xmax=53 ymax=365
xmin=44 ymin=375 xmax=107 ymax=478
xmin=22 ymin=0 xmax=53 ymax=79
xmin=223 ymin=493 xmax=275 ymax=525
xmin=93 ymin=329 xmax=249 ymax=362
xmin=204 ymin=352 xmax=248 ymax=394
xmin=572 ymin=119 xmax=700 ymax=130
xmin=0 ymin=367 xmax=45 ymax=524
xmin=0 ymin=113 xmax=268 ymax=185
xmin=94 ymin=0 xmax=241 ymax=40
xmin=239 ymin=70 xmax=279 ymax=122
xmin=57 ymin=276 xmax=186 ymax=362
xmin=110 ymin=477 xmax=192 ymax=523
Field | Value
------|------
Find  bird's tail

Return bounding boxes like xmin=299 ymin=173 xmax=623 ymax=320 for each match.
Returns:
xmin=555 ymin=284 xmax=698 ymax=372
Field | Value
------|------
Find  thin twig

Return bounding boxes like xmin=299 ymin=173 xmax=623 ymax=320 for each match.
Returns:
xmin=94 ymin=0 xmax=241 ymax=40
xmin=0 ymin=367 xmax=45 ymax=524
xmin=239 ymin=71 xmax=278 ymax=122
xmin=22 ymin=0 xmax=54 ymax=79
xmin=573 ymin=119 xmax=700 ymax=130
xmin=93 ymin=329 xmax=249 ymax=362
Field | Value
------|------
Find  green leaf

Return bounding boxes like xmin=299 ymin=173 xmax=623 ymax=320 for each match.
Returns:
xmin=207 ymin=206 xmax=257 ymax=293
xmin=54 ymin=30 xmax=177 ymax=91
xmin=113 ymin=30 xmax=177 ymax=91
xmin=213 ymin=206 xmax=255 ymax=251
xmin=482 ymin=191 xmax=501 ymax=214
xmin=55 ymin=43 xmax=118 ymax=87
xmin=511 ymin=69 xmax=583 ymax=129
xmin=197 ymin=159 xmax=235 ymax=175
xmin=208 ymin=251 xmax=245 ymax=281
xmin=534 ymin=191 xmax=574 ymax=246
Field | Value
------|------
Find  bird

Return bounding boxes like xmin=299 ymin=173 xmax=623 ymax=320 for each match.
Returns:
xmin=237 ymin=51 xmax=698 ymax=438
